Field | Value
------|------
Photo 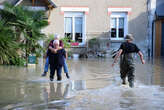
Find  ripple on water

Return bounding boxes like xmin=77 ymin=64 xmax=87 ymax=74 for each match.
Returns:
xmin=70 ymin=82 xmax=164 ymax=110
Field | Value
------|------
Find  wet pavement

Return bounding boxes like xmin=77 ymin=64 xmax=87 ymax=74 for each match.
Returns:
xmin=0 ymin=57 xmax=164 ymax=110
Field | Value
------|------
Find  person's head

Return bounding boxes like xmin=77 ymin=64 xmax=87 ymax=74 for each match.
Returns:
xmin=53 ymin=40 xmax=59 ymax=48
xmin=125 ymin=34 xmax=134 ymax=42
xmin=54 ymin=34 xmax=59 ymax=40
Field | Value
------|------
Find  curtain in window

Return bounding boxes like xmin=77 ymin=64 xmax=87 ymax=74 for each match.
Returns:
xmin=119 ymin=18 xmax=124 ymax=38
xmin=75 ymin=17 xmax=83 ymax=42
xmin=111 ymin=18 xmax=117 ymax=38
xmin=75 ymin=17 xmax=82 ymax=33
xmin=65 ymin=17 xmax=72 ymax=33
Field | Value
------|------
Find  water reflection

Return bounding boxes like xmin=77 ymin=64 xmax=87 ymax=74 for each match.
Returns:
xmin=71 ymin=80 xmax=86 ymax=90
xmin=42 ymin=83 xmax=70 ymax=109
xmin=153 ymin=57 xmax=164 ymax=86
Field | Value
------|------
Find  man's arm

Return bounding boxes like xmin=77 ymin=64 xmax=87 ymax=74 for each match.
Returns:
xmin=138 ymin=51 xmax=145 ymax=64
xmin=49 ymin=46 xmax=62 ymax=53
xmin=112 ymin=49 xmax=123 ymax=67
xmin=49 ymin=46 xmax=56 ymax=53
xmin=48 ymin=40 xmax=57 ymax=53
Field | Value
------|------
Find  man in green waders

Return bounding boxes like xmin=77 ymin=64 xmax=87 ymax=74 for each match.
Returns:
xmin=112 ymin=34 xmax=145 ymax=88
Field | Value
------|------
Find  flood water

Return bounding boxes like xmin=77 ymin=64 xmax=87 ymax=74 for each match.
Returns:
xmin=0 ymin=57 xmax=164 ymax=110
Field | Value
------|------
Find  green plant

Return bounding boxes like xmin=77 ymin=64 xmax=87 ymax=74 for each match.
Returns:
xmin=60 ymin=37 xmax=71 ymax=48
xmin=88 ymin=38 xmax=99 ymax=48
xmin=67 ymin=51 xmax=73 ymax=58
xmin=0 ymin=3 xmax=48 ymax=65
xmin=0 ymin=20 xmax=19 ymax=65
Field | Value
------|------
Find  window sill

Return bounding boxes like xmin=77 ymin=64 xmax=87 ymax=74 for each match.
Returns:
xmin=110 ymin=39 xmax=125 ymax=43
xmin=70 ymin=43 xmax=87 ymax=48
xmin=71 ymin=46 xmax=87 ymax=48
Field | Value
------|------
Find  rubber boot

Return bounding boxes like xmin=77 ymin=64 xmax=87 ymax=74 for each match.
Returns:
xmin=129 ymin=80 xmax=134 ymax=88
xmin=122 ymin=78 xmax=126 ymax=85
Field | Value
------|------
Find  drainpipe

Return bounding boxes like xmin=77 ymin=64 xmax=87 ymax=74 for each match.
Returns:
xmin=151 ymin=20 xmax=155 ymax=57
xmin=147 ymin=0 xmax=156 ymax=58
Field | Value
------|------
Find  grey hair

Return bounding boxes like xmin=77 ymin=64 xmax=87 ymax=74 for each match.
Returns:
xmin=53 ymin=40 xmax=59 ymax=45
xmin=54 ymin=34 xmax=59 ymax=39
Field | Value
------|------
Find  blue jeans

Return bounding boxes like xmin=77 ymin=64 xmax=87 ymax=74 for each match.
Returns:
xmin=44 ymin=57 xmax=69 ymax=74
xmin=63 ymin=58 xmax=69 ymax=73
xmin=44 ymin=57 xmax=49 ymax=73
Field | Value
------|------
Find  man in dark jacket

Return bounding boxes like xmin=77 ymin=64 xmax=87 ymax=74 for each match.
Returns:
xmin=112 ymin=34 xmax=145 ymax=88
xmin=49 ymin=40 xmax=66 ymax=81
xmin=42 ymin=34 xmax=70 ymax=79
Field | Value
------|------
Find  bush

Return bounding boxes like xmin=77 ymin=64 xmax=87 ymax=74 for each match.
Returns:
xmin=88 ymin=38 xmax=99 ymax=48
xmin=60 ymin=37 xmax=71 ymax=48
xmin=9 ymin=57 xmax=26 ymax=66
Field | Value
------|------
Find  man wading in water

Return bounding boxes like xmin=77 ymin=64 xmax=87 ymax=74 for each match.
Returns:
xmin=112 ymin=34 xmax=145 ymax=88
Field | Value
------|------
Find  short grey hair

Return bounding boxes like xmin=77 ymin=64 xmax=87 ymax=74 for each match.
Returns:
xmin=53 ymin=40 xmax=59 ymax=45
xmin=54 ymin=34 xmax=59 ymax=39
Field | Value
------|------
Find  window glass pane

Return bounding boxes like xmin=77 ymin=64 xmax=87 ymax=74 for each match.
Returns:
xmin=64 ymin=17 xmax=73 ymax=42
xmin=111 ymin=18 xmax=117 ymax=38
xmin=75 ymin=17 xmax=83 ymax=43
xmin=119 ymin=18 xmax=124 ymax=38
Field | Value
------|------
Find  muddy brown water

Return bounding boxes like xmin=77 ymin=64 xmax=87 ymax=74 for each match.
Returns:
xmin=0 ymin=57 xmax=164 ymax=110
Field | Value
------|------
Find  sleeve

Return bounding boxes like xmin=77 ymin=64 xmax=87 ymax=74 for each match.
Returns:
xmin=48 ymin=40 xmax=54 ymax=47
xmin=135 ymin=45 xmax=140 ymax=53
xmin=63 ymin=49 xmax=66 ymax=58
xmin=119 ymin=43 xmax=124 ymax=50
xmin=59 ymin=40 xmax=64 ymax=48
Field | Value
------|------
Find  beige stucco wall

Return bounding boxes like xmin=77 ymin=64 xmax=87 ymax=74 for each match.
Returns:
xmin=20 ymin=0 xmax=148 ymax=52
xmin=43 ymin=0 xmax=148 ymax=45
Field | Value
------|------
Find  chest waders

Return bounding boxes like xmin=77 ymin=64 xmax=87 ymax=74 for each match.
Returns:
xmin=120 ymin=53 xmax=135 ymax=86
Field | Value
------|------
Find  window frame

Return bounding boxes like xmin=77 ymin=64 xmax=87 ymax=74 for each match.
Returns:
xmin=110 ymin=12 xmax=128 ymax=41
xmin=64 ymin=12 xmax=86 ymax=45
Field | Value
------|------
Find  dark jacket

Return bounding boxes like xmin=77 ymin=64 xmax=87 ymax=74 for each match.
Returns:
xmin=46 ymin=40 xmax=64 ymax=57
xmin=49 ymin=49 xmax=66 ymax=67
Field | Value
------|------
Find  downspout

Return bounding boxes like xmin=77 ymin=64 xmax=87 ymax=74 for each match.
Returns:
xmin=147 ymin=0 xmax=151 ymax=58
xmin=152 ymin=20 xmax=155 ymax=57
xmin=147 ymin=0 xmax=156 ymax=57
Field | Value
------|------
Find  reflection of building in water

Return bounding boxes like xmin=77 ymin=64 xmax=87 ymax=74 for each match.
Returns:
xmin=153 ymin=58 xmax=164 ymax=86
xmin=71 ymin=80 xmax=86 ymax=90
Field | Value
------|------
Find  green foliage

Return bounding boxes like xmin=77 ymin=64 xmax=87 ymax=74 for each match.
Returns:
xmin=9 ymin=56 xmax=26 ymax=66
xmin=0 ymin=3 xmax=49 ymax=65
xmin=60 ymin=37 xmax=71 ymax=48
xmin=89 ymin=38 xmax=98 ymax=44
xmin=88 ymin=38 xmax=99 ymax=47
xmin=0 ymin=20 xmax=19 ymax=65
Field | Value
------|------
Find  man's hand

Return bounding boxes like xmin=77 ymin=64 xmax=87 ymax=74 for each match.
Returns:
xmin=52 ymin=49 xmax=57 ymax=53
xmin=138 ymin=51 xmax=145 ymax=64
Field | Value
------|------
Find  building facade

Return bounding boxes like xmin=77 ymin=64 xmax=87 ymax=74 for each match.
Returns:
xmin=147 ymin=0 xmax=164 ymax=57
xmin=1 ymin=0 xmax=149 ymax=55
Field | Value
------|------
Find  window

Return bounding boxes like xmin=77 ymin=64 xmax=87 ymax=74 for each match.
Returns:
xmin=64 ymin=12 xmax=85 ymax=44
xmin=64 ymin=17 xmax=73 ymax=42
xmin=110 ymin=13 xmax=128 ymax=40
